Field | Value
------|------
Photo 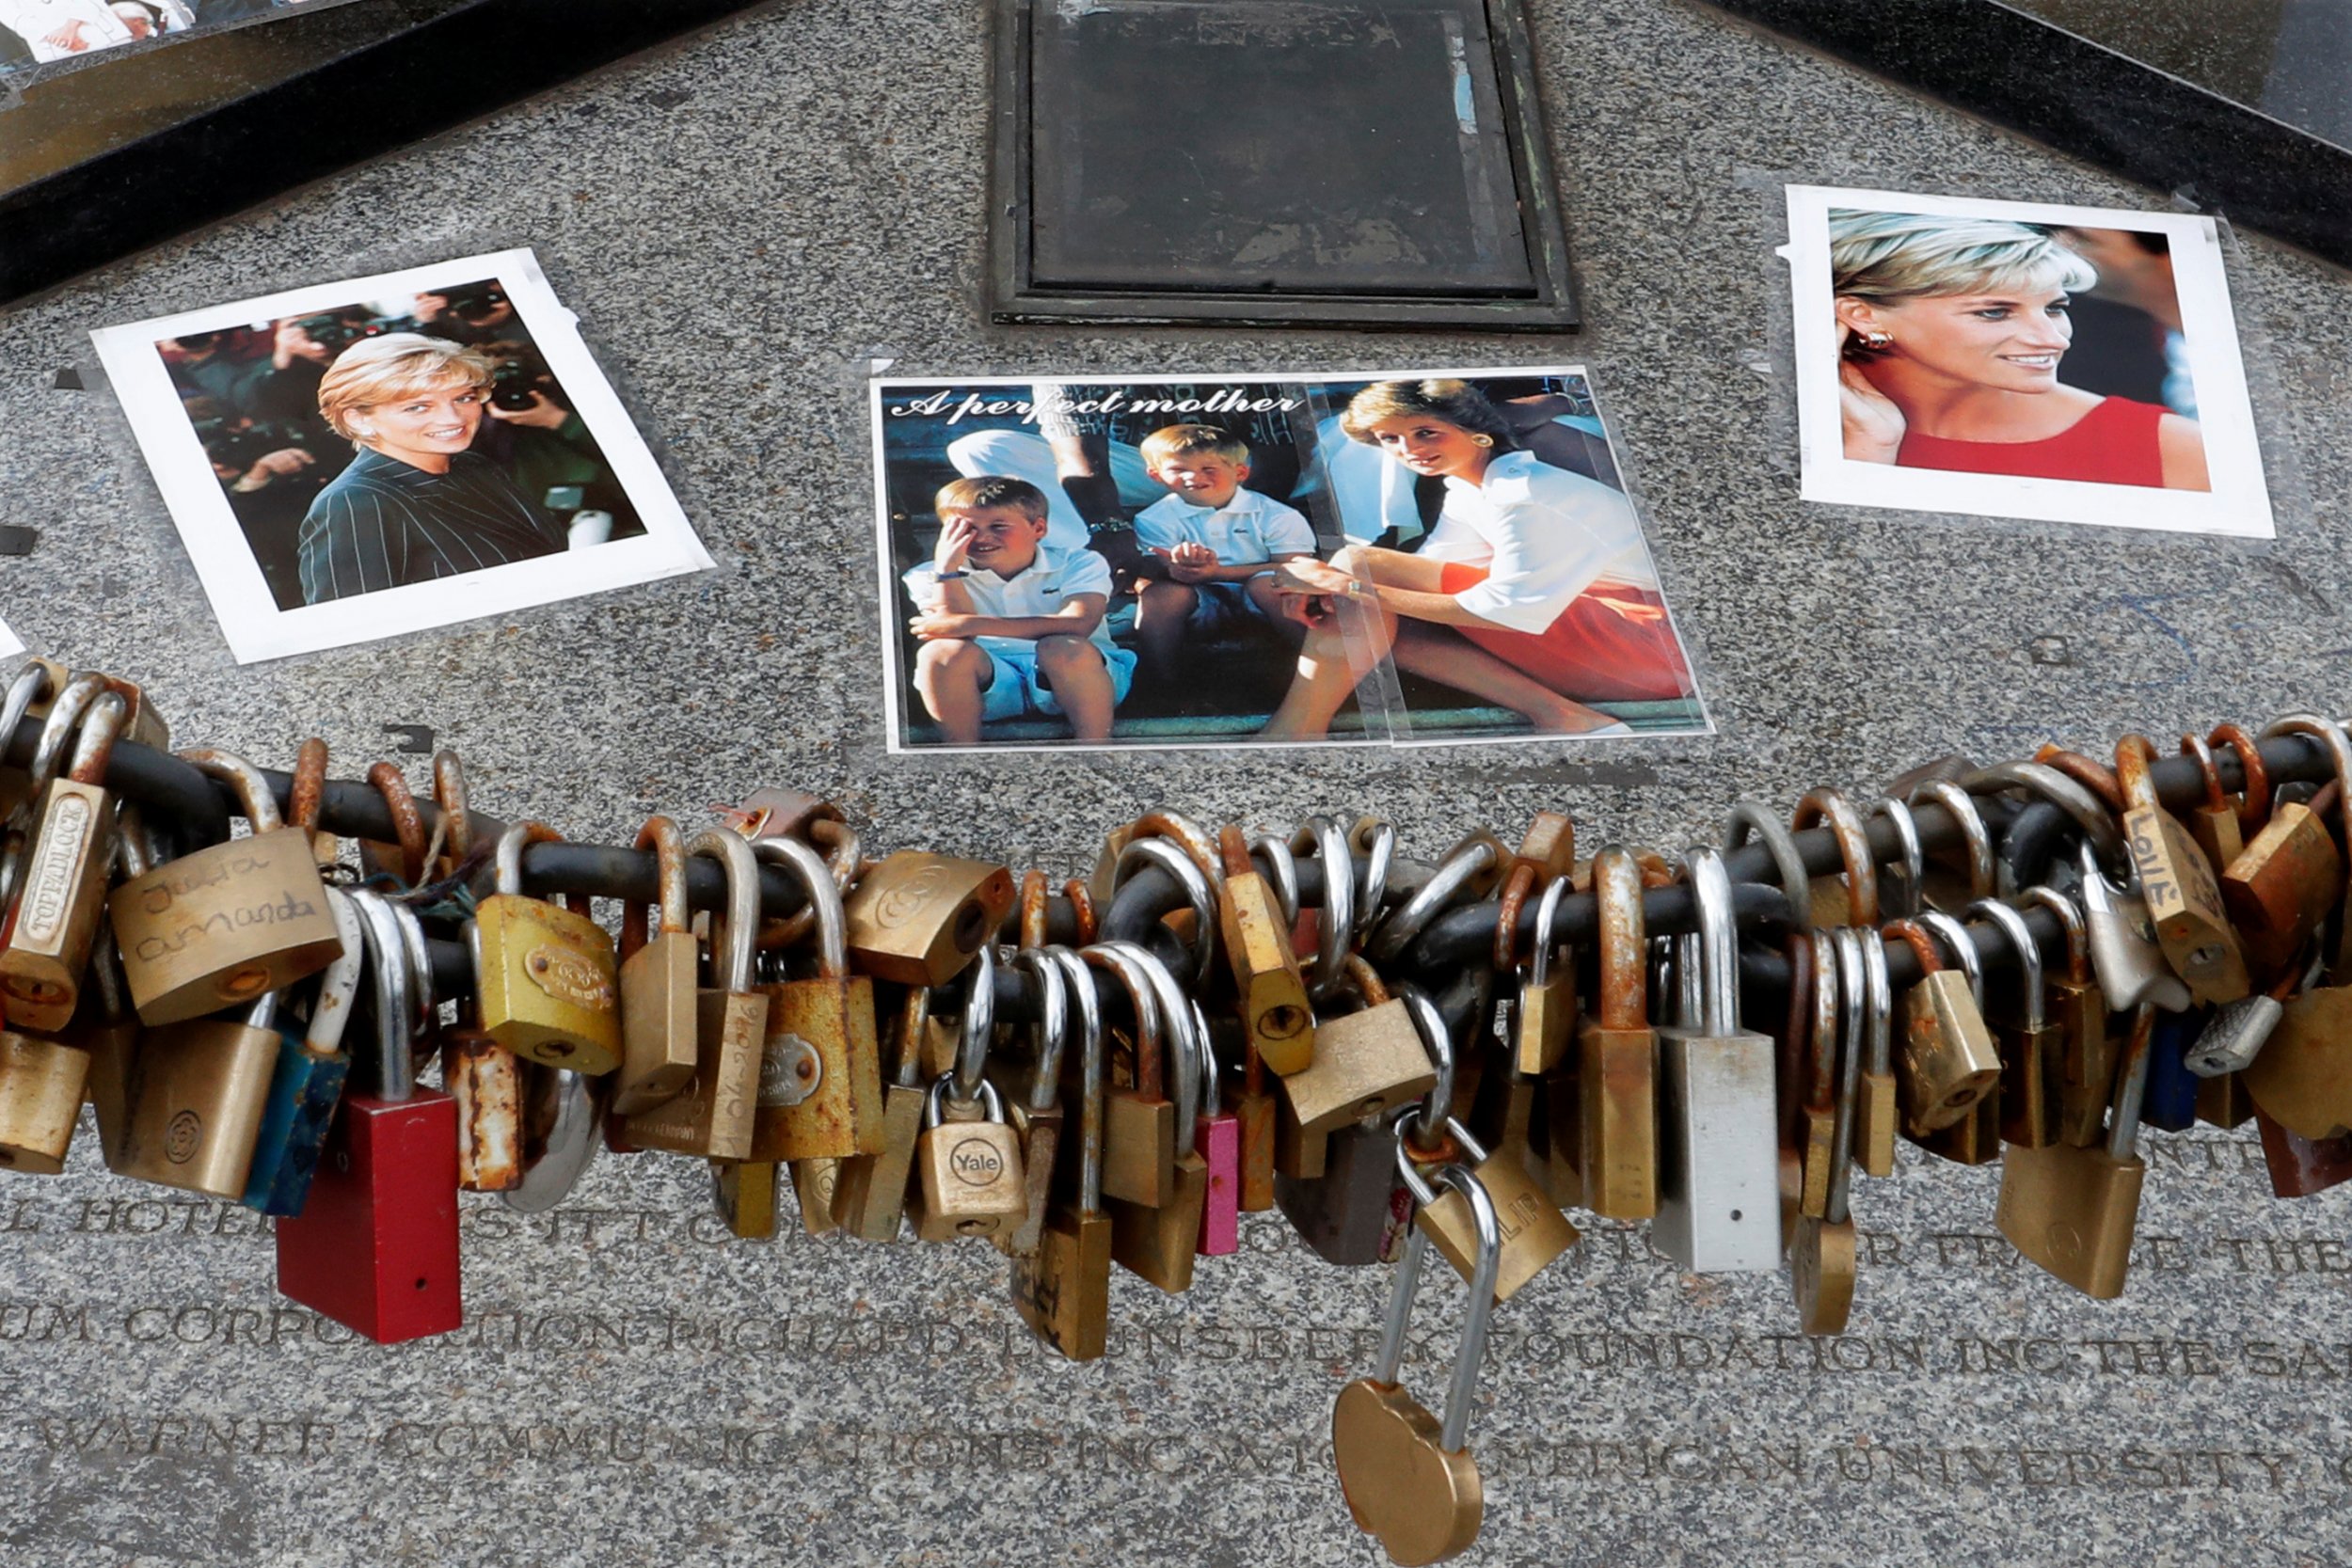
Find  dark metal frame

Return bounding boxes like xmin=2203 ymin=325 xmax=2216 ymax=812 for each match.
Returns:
xmin=0 ymin=0 xmax=776 ymax=309
xmin=1703 ymin=0 xmax=2352 ymax=273
xmin=986 ymin=0 xmax=1581 ymax=332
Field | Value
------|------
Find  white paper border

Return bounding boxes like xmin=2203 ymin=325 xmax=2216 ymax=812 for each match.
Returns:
xmin=870 ymin=366 xmax=1712 ymax=754
xmin=90 ymin=246 xmax=713 ymax=663
xmin=1783 ymin=184 xmax=2274 ymax=539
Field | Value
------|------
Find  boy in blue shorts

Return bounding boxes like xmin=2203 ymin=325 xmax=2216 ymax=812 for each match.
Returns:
xmin=902 ymin=476 xmax=1136 ymax=744
xmin=1130 ymin=423 xmax=1317 ymax=682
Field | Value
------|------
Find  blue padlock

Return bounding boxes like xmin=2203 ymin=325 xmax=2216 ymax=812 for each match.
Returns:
xmin=2141 ymin=1004 xmax=2206 ymax=1133
xmin=242 ymin=886 xmax=364 ymax=1216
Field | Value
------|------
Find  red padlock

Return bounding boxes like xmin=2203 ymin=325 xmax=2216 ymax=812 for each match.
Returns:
xmin=276 ymin=890 xmax=462 ymax=1345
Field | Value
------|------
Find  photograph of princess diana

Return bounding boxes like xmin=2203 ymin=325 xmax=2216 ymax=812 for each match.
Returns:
xmin=93 ymin=248 xmax=711 ymax=663
xmin=1786 ymin=185 xmax=2273 ymax=538
xmin=869 ymin=369 xmax=1708 ymax=752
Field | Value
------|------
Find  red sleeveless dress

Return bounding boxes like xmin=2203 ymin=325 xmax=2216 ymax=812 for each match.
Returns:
xmin=1896 ymin=396 xmax=2170 ymax=487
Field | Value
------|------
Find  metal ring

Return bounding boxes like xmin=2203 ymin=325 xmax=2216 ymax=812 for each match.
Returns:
xmin=1369 ymin=837 xmax=1501 ymax=966
xmin=1397 ymin=982 xmax=1456 ymax=1144
xmin=1793 ymin=788 xmax=1877 ymax=927
xmin=950 ymin=942 xmax=996 ymax=1101
xmin=1959 ymin=761 xmax=2127 ymax=872
xmin=1251 ymin=832 xmax=1300 ymax=929
xmin=1871 ymin=797 xmax=1924 ymax=919
xmin=1725 ymin=800 xmax=1813 ymax=928
xmin=1907 ymin=779 xmax=1995 ymax=901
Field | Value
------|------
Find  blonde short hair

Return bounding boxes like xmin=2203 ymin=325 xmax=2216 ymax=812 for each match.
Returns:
xmin=315 ymin=333 xmax=495 ymax=443
xmin=1831 ymin=210 xmax=2097 ymax=304
xmin=935 ymin=474 xmax=1050 ymax=523
xmin=1139 ymin=423 xmax=1249 ymax=467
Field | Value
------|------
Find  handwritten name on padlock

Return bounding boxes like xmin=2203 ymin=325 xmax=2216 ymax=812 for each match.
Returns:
xmin=132 ymin=848 xmax=278 ymax=914
xmin=129 ymin=890 xmax=324 ymax=962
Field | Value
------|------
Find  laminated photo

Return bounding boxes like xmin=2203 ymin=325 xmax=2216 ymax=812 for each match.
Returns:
xmin=1784 ymin=184 xmax=2273 ymax=537
xmin=0 ymin=0 xmax=376 ymax=80
xmin=870 ymin=369 xmax=1709 ymax=752
xmin=91 ymin=247 xmax=711 ymax=662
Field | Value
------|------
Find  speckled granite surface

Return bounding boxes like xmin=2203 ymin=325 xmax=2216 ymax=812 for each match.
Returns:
xmin=3 ymin=1 xmax=2351 ymax=1562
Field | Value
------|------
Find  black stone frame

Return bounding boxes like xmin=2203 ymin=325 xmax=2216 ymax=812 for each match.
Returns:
xmin=1704 ymin=0 xmax=2352 ymax=274
xmin=0 ymin=0 xmax=775 ymax=309
xmin=986 ymin=0 xmax=1581 ymax=332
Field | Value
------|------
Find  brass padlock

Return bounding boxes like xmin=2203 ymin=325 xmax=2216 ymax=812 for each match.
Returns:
xmin=1011 ymin=945 xmax=1113 ymax=1360
xmin=2236 ymin=714 xmax=2352 ymax=977
xmin=2180 ymin=734 xmax=2246 ymax=877
xmin=842 ymin=848 xmax=1015 ymax=989
xmin=749 ymin=835 xmax=885 ymax=1163
xmin=1911 ymin=911 xmax=2002 ymax=1165
xmin=1578 ymin=846 xmax=1657 ymax=1220
xmin=613 ymin=815 xmax=700 ymax=1116
xmin=832 ymin=984 xmax=930 ymax=1242
xmin=1512 ymin=874 xmax=1575 ymax=1079
xmin=1972 ymin=897 xmax=2063 ymax=1149
xmin=471 ymin=822 xmax=622 ymax=1072
xmin=2022 ymin=885 xmax=2115 ymax=1148
xmin=0 ymin=689 xmax=126 ymax=1033
xmin=908 ymin=1077 xmax=1027 ymax=1242
xmin=1791 ymin=927 xmax=1867 ymax=1336
xmin=0 ymin=1027 xmax=88 ymax=1173
xmin=1216 ymin=825 xmax=1311 ymax=1076
xmin=2115 ymin=734 xmax=2249 ymax=1004
xmin=1997 ymin=1003 xmax=2156 ymax=1299
xmin=112 ymin=988 xmax=282 ymax=1197
xmin=1277 ymin=973 xmax=1441 ymax=1146
xmin=1086 ymin=942 xmax=1176 ymax=1207
xmin=621 ymin=830 xmax=766 ymax=1160
xmin=1106 ymin=962 xmax=1209 ymax=1292
xmin=1331 ymin=1161 xmax=1497 ymax=1568
xmin=109 ymin=750 xmax=342 ymax=1027
xmin=993 ymin=947 xmax=1067 ymax=1261
xmin=1403 ymin=1022 xmax=1577 ymax=1303
xmin=789 ymin=1157 xmax=842 ymax=1237
xmin=711 ymin=1160 xmax=778 ymax=1239
xmin=1851 ymin=924 xmax=1898 ymax=1179
xmin=1883 ymin=918 xmax=2000 ymax=1134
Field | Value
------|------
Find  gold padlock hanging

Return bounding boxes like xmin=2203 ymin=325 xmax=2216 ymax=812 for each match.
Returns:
xmin=471 ymin=822 xmax=623 ymax=1073
xmin=749 ymin=834 xmax=884 ymax=1163
xmin=0 ymin=687 xmax=126 ymax=1033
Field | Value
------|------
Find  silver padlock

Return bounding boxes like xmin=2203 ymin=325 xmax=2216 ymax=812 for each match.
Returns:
xmin=1651 ymin=847 xmax=1782 ymax=1274
xmin=2185 ymin=952 xmax=2310 ymax=1079
xmin=2076 ymin=842 xmax=2192 ymax=1014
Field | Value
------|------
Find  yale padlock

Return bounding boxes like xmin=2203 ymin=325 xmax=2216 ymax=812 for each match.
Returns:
xmin=110 ymin=749 xmax=343 ymax=1027
xmin=749 ymin=835 xmax=884 ymax=1162
xmin=612 ymin=815 xmax=701 ymax=1116
xmin=469 ymin=821 xmax=622 ymax=1073
xmin=276 ymin=889 xmax=462 ymax=1344
xmin=1331 ymin=1161 xmax=1500 ymax=1568
xmin=841 ymin=848 xmax=1014 ymax=989
xmin=241 ymin=884 xmax=365 ymax=1215
xmin=0 ymin=689 xmax=126 ymax=1033
xmin=909 ymin=1076 xmax=1028 ymax=1242
xmin=622 ymin=829 xmax=767 ymax=1160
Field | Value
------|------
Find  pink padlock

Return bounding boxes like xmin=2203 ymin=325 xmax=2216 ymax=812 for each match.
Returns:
xmin=1191 ymin=1001 xmax=1240 ymax=1257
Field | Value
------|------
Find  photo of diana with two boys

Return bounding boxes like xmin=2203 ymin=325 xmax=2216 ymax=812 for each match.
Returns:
xmin=873 ymin=372 xmax=1708 ymax=752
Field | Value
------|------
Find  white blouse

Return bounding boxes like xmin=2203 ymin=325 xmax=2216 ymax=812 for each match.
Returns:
xmin=1417 ymin=450 xmax=1659 ymax=635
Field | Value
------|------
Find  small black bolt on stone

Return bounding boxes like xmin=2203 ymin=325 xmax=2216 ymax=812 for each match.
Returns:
xmin=52 ymin=368 xmax=83 ymax=389
xmin=2029 ymin=637 xmax=2073 ymax=667
xmin=384 ymin=723 xmax=436 ymax=753
xmin=0 ymin=527 xmax=37 ymax=557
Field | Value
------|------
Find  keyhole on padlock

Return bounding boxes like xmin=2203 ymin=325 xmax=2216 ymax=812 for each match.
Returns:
xmin=953 ymin=903 xmax=987 ymax=952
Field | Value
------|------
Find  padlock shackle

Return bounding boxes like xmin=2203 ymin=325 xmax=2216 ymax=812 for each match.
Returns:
xmin=1131 ymin=809 xmax=1225 ymax=896
xmin=1793 ymin=788 xmax=1878 ymax=928
xmin=350 ymin=891 xmax=413 ymax=1102
xmin=1079 ymin=942 xmax=1162 ymax=1103
xmin=501 ymin=1068 xmax=600 ymax=1215
xmin=2019 ymin=886 xmax=2090 ymax=986
xmin=1907 ymin=781 xmax=1994 ymax=904
xmin=24 ymin=672 xmax=103 ymax=798
xmin=1590 ymin=847 xmax=1646 ymax=1031
xmin=1825 ymin=929 xmax=1867 ymax=1224
xmin=2261 ymin=715 xmax=2352 ymax=922
xmin=431 ymin=749 xmax=476 ymax=866
xmin=1962 ymin=761 xmax=2127 ymax=876
xmin=628 ymin=816 xmax=691 ymax=946
xmin=1287 ymin=816 xmax=1353 ymax=994
xmin=1529 ymin=874 xmax=1569 ymax=988
xmin=494 ymin=822 xmax=566 ymax=897
xmin=64 ymin=692 xmax=127 ymax=788
xmin=924 ymin=1072 xmax=1005 ymax=1129
xmin=2109 ymin=1004 xmax=2156 ymax=1158
xmin=2112 ymin=734 xmax=2166 ymax=818
xmin=1104 ymin=940 xmax=1199 ymax=1134
xmin=1373 ymin=1163 xmax=1501 ymax=1454
xmin=1043 ymin=944 xmax=1104 ymax=1214
xmin=1009 ymin=946 xmax=1066 ymax=1112
xmin=1347 ymin=816 xmax=1394 ymax=942
xmin=302 ymin=887 xmax=368 ymax=1058
xmin=1250 ymin=832 xmax=1300 ymax=930
xmin=1870 ymin=797 xmax=1925 ymax=919
xmin=2180 ymin=734 xmax=2233 ymax=815
xmin=1680 ymin=847 xmax=1737 ymax=1036
xmin=1191 ymin=999 xmax=1218 ymax=1125
xmin=1368 ymin=835 xmax=1500 ymax=967
xmin=1114 ymin=838 xmax=1214 ymax=991
xmin=365 ymin=762 xmax=430 ymax=887
xmin=2207 ymin=723 xmax=2271 ymax=825
xmin=1968 ymin=898 xmax=2044 ymax=1031
xmin=751 ymin=835 xmax=849 ymax=976
xmin=949 ymin=942 xmax=996 ymax=1101
xmin=1916 ymin=911 xmax=1985 ymax=1009
xmin=686 ymin=828 xmax=761 ymax=994
xmin=1397 ymin=984 xmax=1457 ymax=1150
xmin=1802 ymin=929 xmax=1840 ymax=1111
xmin=179 ymin=747 xmax=283 ymax=831
xmin=1881 ymin=919 xmax=1943 ymax=979
xmin=1862 ymin=920 xmax=1894 ymax=1079
xmin=1724 ymin=802 xmax=1812 ymax=929
xmin=0 ymin=664 xmax=49 ymax=780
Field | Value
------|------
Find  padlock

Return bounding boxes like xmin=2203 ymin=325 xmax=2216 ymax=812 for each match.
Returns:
xmin=993 ymin=946 xmax=1067 ymax=1261
xmin=1996 ymin=1003 xmax=2156 ymax=1300
xmin=1652 ymin=847 xmax=1781 ymax=1274
xmin=78 ymin=841 xmax=152 ymax=1170
xmin=0 ymin=690 xmax=125 ymax=1032
xmin=622 ymin=830 xmax=767 ymax=1160
xmin=241 ymin=885 xmax=364 ymax=1214
xmin=504 ymin=1058 xmax=604 ymax=1215
xmin=711 ymin=1159 xmax=778 ymax=1239
xmin=442 ymin=1027 xmax=526 ymax=1193
xmin=1192 ymin=1000 xmax=1241 ymax=1258
xmin=2114 ymin=734 xmax=2249 ymax=1003
xmin=1576 ymin=846 xmax=1657 ymax=1218
xmin=2076 ymin=840 xmax=2194 ymax=1014
xmin=1904 ymin=780 xmax=1996 ymax=913
xmin=1883 ymin=916 xmax=2000 ymax=1135
xmin=1791 ymin=788 xmax=1877 ymax=930
xmin=908 ymin=1076 xmax=1027 ymax=1242
xmin=469 ymin=821 xmax=622 ymax=1072
xmin=1217 ymin=825 xmax=1312 ymax=1076
xmin=749 ymin=835 xmax=883 ymax=1163
xmin=612 ymin=815 xmax=700 ymax=1116
xmin=0 ymin=1022 xmax=88 ymax=1173
xmin=2021 ymin=885 xmax=2114 ymax=1148
xmin=275 ymin=889 xmax=462 ymax=1344
xmin=1277 ymin=972 xmax=1440 ymax=1150
xmin=1971 ymin=897 xmax=2064 ymax=1149
xmin=2140 ymin=1006 xmax=2205 ymax=1133
xmin=833 ymin=983 xmax=930 ymax=1242
xmin=2252 ymin=1106 xmax=2352 ymax=1199
xmin=1787 ymin=929 xmax=1841 ymax=1224
xmin=113 ymin=992 xmax=284 ymax=1199
xmin=1331 ymin=1162 xmax=1499 ymax=1568
xmin=2232 ymin=715 xmax=2352 ymax=978
xmin=788 ymin=1156 xmax=842 ymax=1237
xmin=2186 ymin=959 xmax=2303 ymax=1078
xmin=1911 ymin=911 xmax=2002 ymax=1164
xmin=2179 ymin=734 xmax=2246 ymax=877
xmin=1104 ymin=941 xmax=1210 ymax=1291
xmin=1286 ymin=816 xmax=1355 ymax=995
xmin=1512 ymin=873 xmax=1576 ymax=1079
xmin=2238 ymin=947 xmax=2352 ymax=1142
xmin=1790 ymin=927 xmax=1867 ymax=1336
xmin=1086 ymin=942 xmax=1177 ymax=1207
xmin=842 ymin=848 xmax=1015 ymax=989
xmin=1011 ymin=942 xmax=1114 ymax=1359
